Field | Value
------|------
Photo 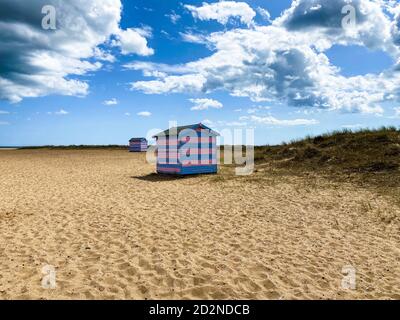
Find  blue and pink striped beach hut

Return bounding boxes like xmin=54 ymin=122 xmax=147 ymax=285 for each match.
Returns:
xmin=153 ymin=123 xmax=219 ymax=175
xmin=129 ymin=138 xmax=148 ymax=152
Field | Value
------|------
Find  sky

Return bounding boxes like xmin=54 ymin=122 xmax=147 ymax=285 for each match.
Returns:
xmin=0 ymin=0 xmax=399 ymax=146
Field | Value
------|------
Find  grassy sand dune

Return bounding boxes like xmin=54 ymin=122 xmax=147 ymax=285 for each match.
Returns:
xmin=0 ymin=129 xmax=399 ymax=299
xmin=252 ymin=127 xmax=400 ymax=208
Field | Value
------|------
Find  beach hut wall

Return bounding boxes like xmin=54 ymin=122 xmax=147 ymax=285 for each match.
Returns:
xmin=153 ymin=123 xmax=219 ymax=175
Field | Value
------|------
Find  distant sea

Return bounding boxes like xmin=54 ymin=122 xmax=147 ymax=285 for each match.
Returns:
xmin=0 ymin=146 xmax=22 ymax=149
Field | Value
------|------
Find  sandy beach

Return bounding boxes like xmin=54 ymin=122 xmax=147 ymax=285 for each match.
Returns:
xmin=0 ymin=149 xmax=399 ymax=299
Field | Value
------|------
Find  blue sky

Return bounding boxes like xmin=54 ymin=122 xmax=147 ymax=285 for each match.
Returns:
xmin=0 ymin=0 xmax=399 ymax=146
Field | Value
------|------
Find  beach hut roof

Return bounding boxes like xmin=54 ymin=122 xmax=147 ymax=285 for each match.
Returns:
xmin=153 ymin=123 xmax=219 ymax=138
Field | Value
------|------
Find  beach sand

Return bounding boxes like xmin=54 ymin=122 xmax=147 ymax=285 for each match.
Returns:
xmin=0 ymin=149 xmax=399 ymax=299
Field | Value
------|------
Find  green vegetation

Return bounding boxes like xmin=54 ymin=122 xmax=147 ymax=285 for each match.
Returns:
xmin=254 ymin=127 xmax=399 ymax=172
xmin=216 ymin=127 xmax=399 ymax=208
xmin=253 ymin=126 xmax=400 ymax=206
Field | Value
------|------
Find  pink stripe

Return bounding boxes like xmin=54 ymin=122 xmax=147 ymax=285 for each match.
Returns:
xmin=157 ymin=137 xmax=216 ymax=144
xmin=182 ymin=160 xmax=217 ymax=166
xmin=158 ymin=167 xmax=180 ymax=173
xmin=179 ymin=149 xmax=216 ymax=155
xmin=179 ymin=137 xmax=215 ymax=143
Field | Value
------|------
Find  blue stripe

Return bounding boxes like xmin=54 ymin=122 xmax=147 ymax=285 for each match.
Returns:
xmin=180 ymin=165 xmax=218 ymax=175
xmin=156 ymin=164 xmax=217 ymax=175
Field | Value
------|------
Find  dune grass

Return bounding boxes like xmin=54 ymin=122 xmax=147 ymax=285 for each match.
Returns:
xmin=215 ymin=127 xmax=399 ymax=209
xmin=251 ymin=127 xmax=400 ymax=207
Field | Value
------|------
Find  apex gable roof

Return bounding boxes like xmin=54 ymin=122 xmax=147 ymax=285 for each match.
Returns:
xmin=153 ymin=123 xmax=219 ymax=138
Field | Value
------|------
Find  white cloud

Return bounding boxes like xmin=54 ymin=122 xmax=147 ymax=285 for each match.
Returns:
xmin=393 ymin=107 xmax=400 ymax=117
xmin=165 ymin=11 xmax=181 ymax=24
xmin=103 ymin=98 xmax=118 ymax=106
xmin=125 ymin=62 xmax=169 ymax=78
xmin=124 ymin=61 xmax=193 ymax=76
xmin=160 ymin=30 xmax=173 ymax=40
xmin=256 ymin=7 xmax=271 ymax=22
xmin=185 ymin=1 xmax=256 ymax=26
xmin=137 ymin=111 xmax=151 ymax=117
xmin=202 ymin=119 xmax=213 ymax=125
xmin=131 ymin=0 xmax=400 ymax=115
xmin=189 ymin=98 xmax=223 ymax=110
xmin=247 ymin=106 xmax=271 ymax=114
xmin=0 ymin=0 xmax=124 ymax=103
xmin=0 ymin=121 xmax=9 ymax=125
xmin=125 ymin=112 xmax=131 ymax=116
xmin=55 ymin=109 xmax=69 ymax=115
xmin=180 ymin=32 xmax=209 ymax=45
xmin=275 ymin=0 xmax=399 ymax=55
xmin=0 ymin=110 xmax=10 ymax=114
xmin=93 ymin=48 xmax=115 ymax=63
xmin=132 ymin=74 xmax=206 ymax=94
xmin=132 ymin=26 xmax=153 ymax=38
xmin=310 ymin=4 xmax=322 ymax=11
xmin=113 ymin=27 xmax=154 ymax=56
xmin=0 ymin=0 xmax=156 ymax=103
xmin=240 ymin=115 xmax=318 ymax=126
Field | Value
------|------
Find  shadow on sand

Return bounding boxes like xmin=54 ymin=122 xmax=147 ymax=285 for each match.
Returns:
xmin=132 ymin=173 xmax=198 ymax=182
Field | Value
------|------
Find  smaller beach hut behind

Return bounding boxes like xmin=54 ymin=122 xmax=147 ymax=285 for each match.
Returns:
xmin=129 ymin=138 xmax=148 ymax=152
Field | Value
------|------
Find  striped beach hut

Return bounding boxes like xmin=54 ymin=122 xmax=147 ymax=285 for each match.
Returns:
xmin=153 ymin=123 xmax=219 ymax=175
xmin=129 ymin=138 xmax=148 ymax=152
